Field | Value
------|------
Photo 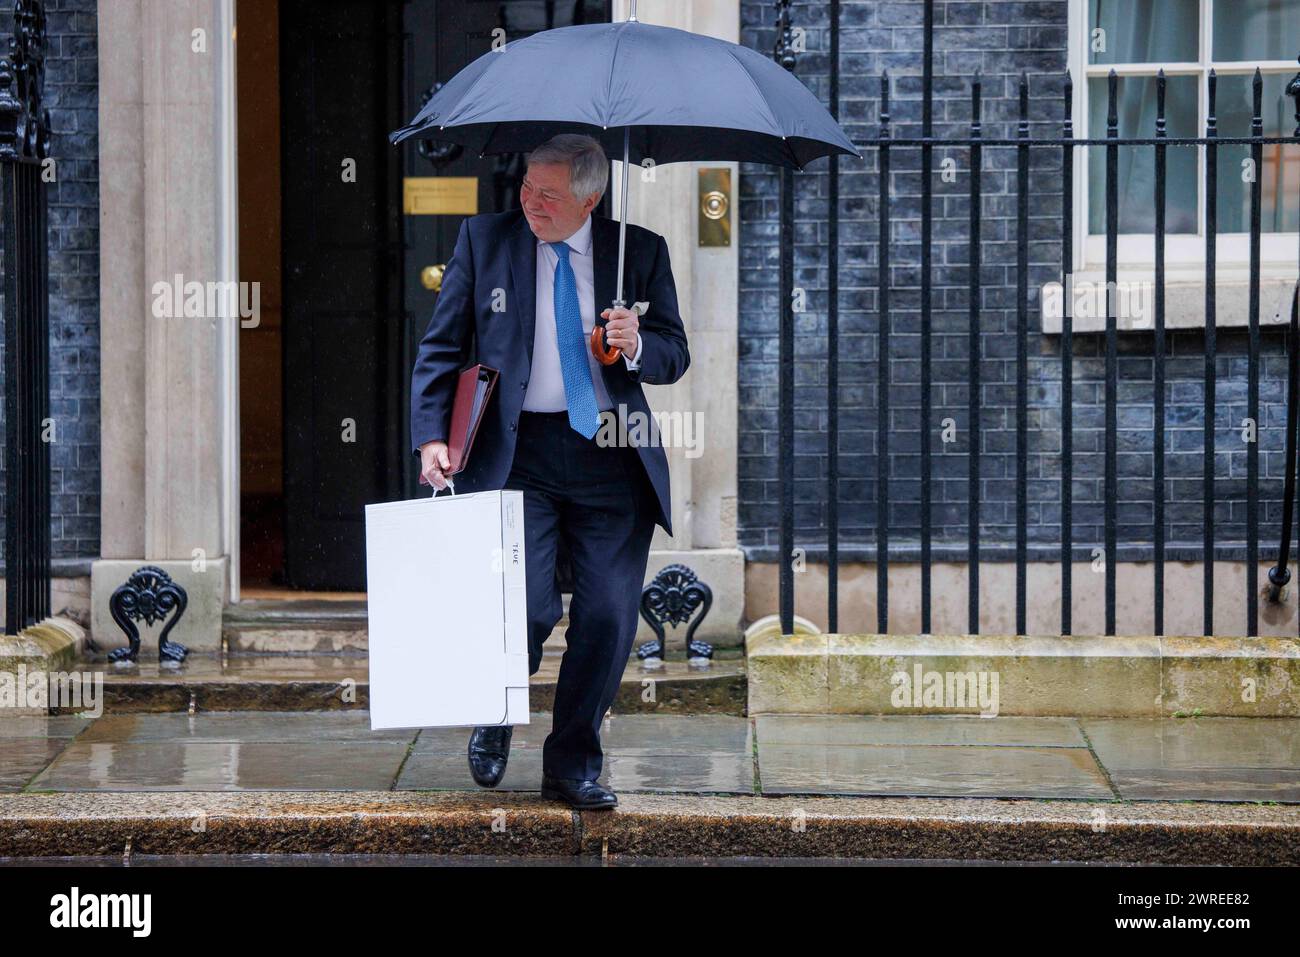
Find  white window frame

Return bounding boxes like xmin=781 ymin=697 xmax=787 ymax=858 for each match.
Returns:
xmin=1068 ymin=0 xmax=1300 ymax=280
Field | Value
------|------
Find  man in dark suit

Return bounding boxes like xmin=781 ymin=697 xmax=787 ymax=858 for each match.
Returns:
xmin=411 ymin=134 xmax=690 ymax=809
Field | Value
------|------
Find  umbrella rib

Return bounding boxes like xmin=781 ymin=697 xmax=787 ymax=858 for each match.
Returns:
xmin=721 ymin=46 xmax=792 ymax=163
xmin=602 ymin=21 xmax=628 ymax=133
xmin=440 ymin=44 xmax=507 ymax=132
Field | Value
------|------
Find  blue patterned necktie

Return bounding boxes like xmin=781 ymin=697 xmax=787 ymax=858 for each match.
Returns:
xmin=548 ymin=241 xmax=599 ymax=439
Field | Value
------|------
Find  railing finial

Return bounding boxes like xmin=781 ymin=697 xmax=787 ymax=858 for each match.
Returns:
xmin=0 ymin=0 xmax=49 ymax=163
xmin=1287 ymin=54 xmax=1300 ymax=137
xmin=773 ymin=0 xmax=796 ymax=72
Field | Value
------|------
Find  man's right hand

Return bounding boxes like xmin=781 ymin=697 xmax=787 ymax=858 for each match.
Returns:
xmin=419 ymin=440 xmax=452 ymax=490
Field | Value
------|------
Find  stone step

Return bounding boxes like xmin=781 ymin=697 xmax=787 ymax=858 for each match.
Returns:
xmin=225 ymin=596 xmax=573 ymax=654
xmin=74 ymin=651 xmax=746 ymax=715
xmin=222 ymin=599 xmax=370 ymax=654
xmin=222 ymin=595 xmax=728 ymax=657
xmin=1 ymin=790 xmax=1295 ymax=864
xmin=748 ymin=632 xmax=1300 ymax=717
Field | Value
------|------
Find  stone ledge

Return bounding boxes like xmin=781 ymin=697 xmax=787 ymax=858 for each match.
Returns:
xmin=748 ymin=633 xmax=1300 ymax=718
xmin=0 ymin=791 xmax=576 ymax=857
xmin=68 ymin=653 xmax=746 ymax=715
xmin=0 ymin=617 xmax=88 ymax=715
xmin=1 ymin=617 xmax=86 ymax=666
xmin=0 ymin=790 xmax=1295 ymax=864
xmin=581 ymin=793 xmax=1300 ymax=865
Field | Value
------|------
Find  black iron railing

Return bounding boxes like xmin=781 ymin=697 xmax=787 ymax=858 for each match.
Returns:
xmin=0 ymin=0 xmax=51 ymax=634
xmin=769 ymin=0 xmax=1300 ymax=639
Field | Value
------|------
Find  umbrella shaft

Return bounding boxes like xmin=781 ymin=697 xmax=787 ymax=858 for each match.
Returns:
xmin=615 ymin=125 xmax=629 ymax=307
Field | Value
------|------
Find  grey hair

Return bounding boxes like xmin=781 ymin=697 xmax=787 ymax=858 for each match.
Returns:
xmin=526 ymin=134 xmax=609 ymax=203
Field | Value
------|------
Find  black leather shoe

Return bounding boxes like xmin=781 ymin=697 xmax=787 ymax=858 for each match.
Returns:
xmin=467 ymin=725 xmax=513 ymax=788
xmin=540 ymin=775 xmax=618 ymax=809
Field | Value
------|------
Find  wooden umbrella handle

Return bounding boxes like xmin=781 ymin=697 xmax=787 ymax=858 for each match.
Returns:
xmin=590 ymin=323 xmax=622 ymax=365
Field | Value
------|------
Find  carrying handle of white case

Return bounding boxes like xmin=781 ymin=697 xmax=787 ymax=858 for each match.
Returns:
xmin=430 ymin=475 xmax=455 ymax=497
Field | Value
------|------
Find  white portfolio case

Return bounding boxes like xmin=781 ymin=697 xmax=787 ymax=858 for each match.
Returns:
xmin=365 ymin=488 xmax=530 ymax=729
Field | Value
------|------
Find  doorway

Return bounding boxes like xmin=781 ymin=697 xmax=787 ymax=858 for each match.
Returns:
xmin=237 ymin=0 xmax=612 ymax=593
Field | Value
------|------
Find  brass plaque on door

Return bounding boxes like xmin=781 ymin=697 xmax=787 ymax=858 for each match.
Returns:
xmin=698 ymin=168 xmax=731 ymax=247
xmin=404 ymin=177 xmax=478 ymax=215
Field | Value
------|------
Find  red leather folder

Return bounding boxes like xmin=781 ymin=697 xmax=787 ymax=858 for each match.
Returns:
xmin=419 ymin=363 xmax=499 ymax=485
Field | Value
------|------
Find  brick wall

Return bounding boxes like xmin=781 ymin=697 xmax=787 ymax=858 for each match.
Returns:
xmin=0 ymin=0 xmax=100 ymax=564
xmin=737 ymin=0 xmax=1292 ymax=563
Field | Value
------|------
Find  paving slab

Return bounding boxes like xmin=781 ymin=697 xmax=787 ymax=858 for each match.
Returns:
xmin=399 ymin=713 xmax=753 ymax=793
xmin=604 ymin=752 xmax=754 ymax=793
xmin=397 ymin=752 xmax=752 ymax=794
xmin=8 ymin=710 xmax=1300 ymax=804
xmin=758 ymin=742 xmax=1113 ymax=799
xmin=0 ymin=716 xmax=94 ymax=739
xmin=1099 ymin=768 xmax=1300 ymax=803
xmin=71 ymin=711 xmax=416 ymax=745
xmin=753 ymin=714 xmax=1109 ymax=798
xmin=397 ymin=751 xmax=556 ymax=792
xmin=0 ymin=716 xmax=95 ymax=793
xmin=412 ymin=720 xmax=550 ymax=755
xmin=412 ymin=713 xmax=750 ymax=754
xmin=28 ymin=741 xmax=412 ymax=792
xmin=1081 ymin=716 xmax=1300 ymax=802
xmin=756 ymin=714 xmax=1087 ymax=748
xmin=69 ymin=712 xmax=410 ymax=748
xmin=0 ymin=740 xmax=70 ymax=792
xmin=1081 ymin=716 xmax=1300 ymax=767
xmin=594 ymin=713 xmax=753 ymax=753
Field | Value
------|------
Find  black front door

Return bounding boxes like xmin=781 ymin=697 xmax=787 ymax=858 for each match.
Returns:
xmin=280 ymin=0 xmax=404 ymax=590
xmin=279 ymin=0 xmax=609 ymax=591
xmin=398 ymin=0 xmax=612 ymax=500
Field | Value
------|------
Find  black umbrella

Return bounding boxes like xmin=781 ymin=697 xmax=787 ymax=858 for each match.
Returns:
xmin=391 ymin=2 xmax=857 ymax=359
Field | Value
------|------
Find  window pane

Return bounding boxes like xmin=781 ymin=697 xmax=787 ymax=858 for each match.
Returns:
xmin=1089 ymin=0 xmax=1199 ymax=64
xmin=1088 ymin=75 xmax=1198 ymax=234
xmin=1213 ymin=0 xmax=1300 ymax=61
xmin=1215 ymin=73 xmax=1300 ymax=232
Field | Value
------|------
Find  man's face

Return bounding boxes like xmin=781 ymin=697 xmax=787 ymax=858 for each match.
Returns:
xmin=520 ymin=161 xmax=599 ymax=242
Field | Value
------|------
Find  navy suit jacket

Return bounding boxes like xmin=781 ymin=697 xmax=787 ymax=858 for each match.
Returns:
xmin=410 ymin=209 xmax=690 ymax=536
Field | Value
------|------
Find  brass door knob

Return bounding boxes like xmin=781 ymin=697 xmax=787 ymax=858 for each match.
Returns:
xmin=421 ymin=263 xmax=446 ymax=292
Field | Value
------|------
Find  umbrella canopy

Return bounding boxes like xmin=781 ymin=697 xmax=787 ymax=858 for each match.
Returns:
xmin=391 ymin=10 xmax=857 ymax=361
xmin=389 ymin=18 xmax=858 ymax=169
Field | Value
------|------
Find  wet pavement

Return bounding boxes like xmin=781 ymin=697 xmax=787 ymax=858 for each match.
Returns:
xmin=2 ymin=710 xmax=1297 ymax=802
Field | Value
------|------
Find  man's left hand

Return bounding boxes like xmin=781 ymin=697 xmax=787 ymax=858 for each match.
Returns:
xmin=599 ymin=305 xmax=639 ymax=355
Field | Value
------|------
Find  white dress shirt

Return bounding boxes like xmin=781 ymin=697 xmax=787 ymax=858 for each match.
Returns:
xmin=522 ymin=214 xmax=643 ymax=414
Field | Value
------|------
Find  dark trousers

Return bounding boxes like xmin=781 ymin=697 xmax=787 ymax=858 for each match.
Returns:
xmin=503 ymin=409 xmax=657 ymax=780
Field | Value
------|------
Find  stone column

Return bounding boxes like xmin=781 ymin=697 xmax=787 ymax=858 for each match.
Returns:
xmin=92 ymin=0 xmax=232 ymax=650
xmin=614 ymin=0 xmax=744 ymax=648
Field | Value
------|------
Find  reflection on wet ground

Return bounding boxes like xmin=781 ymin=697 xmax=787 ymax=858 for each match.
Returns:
xmin=2 ymin=710 xmax=1297 ymax=802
